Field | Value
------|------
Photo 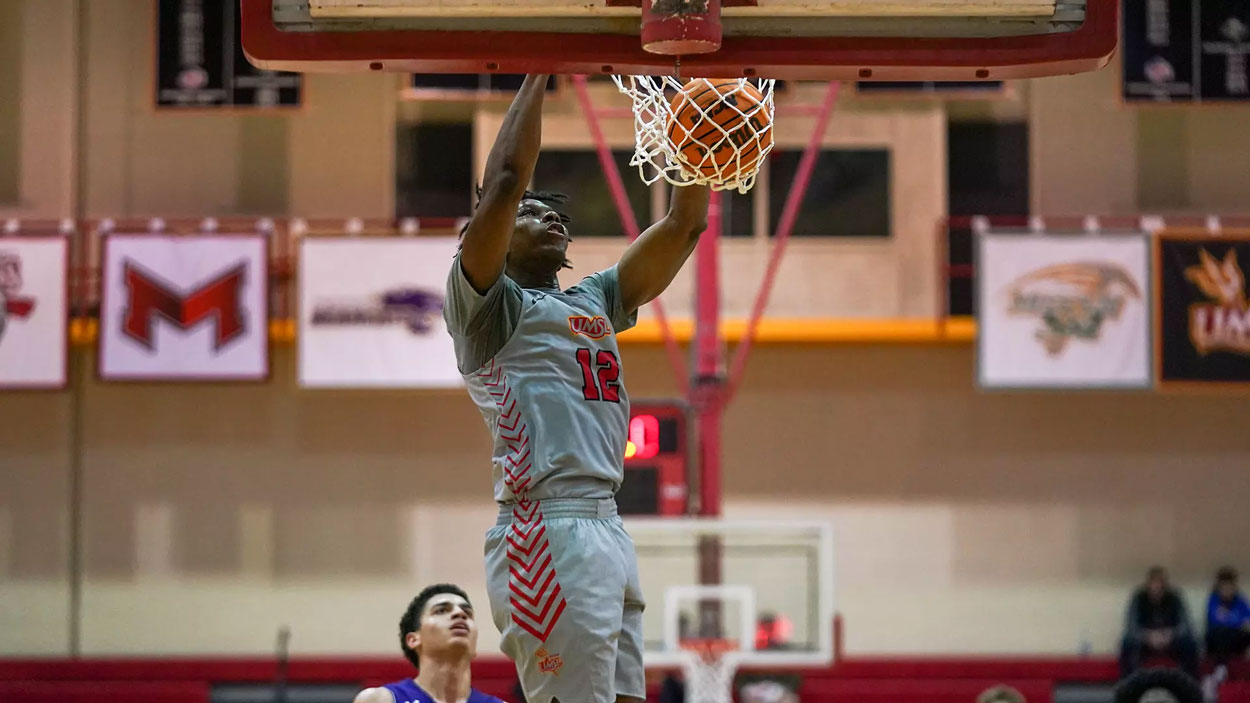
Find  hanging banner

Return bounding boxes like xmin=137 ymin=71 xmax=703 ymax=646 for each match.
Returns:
xmin=1122 ymin=0 xmax=1250 ymax=103
xmin=1156 ymin=231 xmax=1250 ymax=386
xmin=156 ymin=0 xmax=302 ymax=109
xmin=0 ymin=237 xmax=68 ymax=389
xmin=977 ymin=232 xmax=1152 ymax=389
xmin=299 ymin=238 xmax=461 ymax=388
xmin=99 ymin=234 xmax=268 ymax=381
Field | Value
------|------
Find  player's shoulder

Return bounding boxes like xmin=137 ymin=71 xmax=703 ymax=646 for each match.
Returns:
xmin=353 ymin=686 xmax=397 ymax=703
xmin=564 ymin=266 xmax=618 ymax=298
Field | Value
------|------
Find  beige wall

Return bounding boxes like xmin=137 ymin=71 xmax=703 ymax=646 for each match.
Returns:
xmin=0 ymin=0 xmax=77 ymax=218
xmin=0 ymin=0 xmax=23 ymax=204
xmin=3 ymin=345 xmax=1249 ymax=656
xmin=5 ymin=0 xmax=1250 ymax=661
xmin=2 ymin=0 xmax=1244 ymax=312
xmin=0 ymin=0 xmax=397 ymax=220
xmin=1030 ymin=65 xmax=1250 ymax=215
xmin=478 ymin=82 xmax=947 ymax=319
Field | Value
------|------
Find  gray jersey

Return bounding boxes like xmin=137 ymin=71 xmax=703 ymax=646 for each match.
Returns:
xmin=444 ymin=256 xmax=637 ymax=502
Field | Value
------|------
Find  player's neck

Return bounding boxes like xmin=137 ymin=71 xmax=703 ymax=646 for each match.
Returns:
xmin=506 ymin=263 xmax=560 ymax=291
xmin=414 ymin=656 xmax=473 ymax=703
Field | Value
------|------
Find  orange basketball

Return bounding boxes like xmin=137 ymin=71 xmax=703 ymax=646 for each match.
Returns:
xmin=666 ymin=78 xmax=773 ymax=184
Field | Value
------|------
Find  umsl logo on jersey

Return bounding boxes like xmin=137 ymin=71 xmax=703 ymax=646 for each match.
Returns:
xmin=1186 ymin=248 xmax=1250 ymax=356
xmin=568 ymin=315 xmax=611 ymax=339
xmin=121 ymin=260 xmax=247 ymax=352
xmin=535 ymin=647 xmax=563 ymax=675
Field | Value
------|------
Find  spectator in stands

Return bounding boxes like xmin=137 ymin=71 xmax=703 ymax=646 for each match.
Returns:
xmin=1119 ymin=566 xmax=1199 ymax=679
xmin=1205 ymin=566 xmax=1250 ymax=664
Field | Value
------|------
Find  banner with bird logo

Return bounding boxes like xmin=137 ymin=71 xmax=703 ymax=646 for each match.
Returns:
xmin=976 ymin=230 xmax=1152 ymax=389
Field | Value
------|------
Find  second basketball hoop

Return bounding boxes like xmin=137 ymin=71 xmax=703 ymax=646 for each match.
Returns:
xmin=612 ymin=75 xmax=776 ymax=194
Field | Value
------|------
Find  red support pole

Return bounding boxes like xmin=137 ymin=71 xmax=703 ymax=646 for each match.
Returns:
xmin=936 ymin=217 xmax=949 ymax=328
xmin=693 ymin=190 xmax=724 ymax=638
xmin=571 ymin=75 xmax=688 ymax=393
xmin=694 ymin=189 xmax=723 ymax=518
xmin=726 ymin=81 xmax=839 ymax=400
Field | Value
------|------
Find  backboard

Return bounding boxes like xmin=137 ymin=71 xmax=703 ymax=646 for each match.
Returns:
xmin=623 ymin=518 xmax=836 ymax=668
xmin=241 ymin=0 xmax=1117 ymax=80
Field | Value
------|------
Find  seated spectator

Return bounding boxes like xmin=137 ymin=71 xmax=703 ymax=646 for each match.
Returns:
xmin=1119 ymin=566 xmax=1199 ymax=679
xmin=1205 ymin=566 xmax=1250 ymax=664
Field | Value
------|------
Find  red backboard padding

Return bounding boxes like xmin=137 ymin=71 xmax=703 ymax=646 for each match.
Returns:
xmin=240 ymin=0 xmax=1119 ymax=80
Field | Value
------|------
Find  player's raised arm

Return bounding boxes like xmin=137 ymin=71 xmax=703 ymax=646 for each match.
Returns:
xmin=459 ymin=74 xmax=550 ymax=293
xmin=616 ymin=183 xmax=711 ymax=313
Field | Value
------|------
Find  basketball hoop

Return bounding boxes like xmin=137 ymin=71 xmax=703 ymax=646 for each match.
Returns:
xmin=679 ymin=638 xmax=742 ymax=703
xmin=611 ymin=75 xmax=776 ymax=194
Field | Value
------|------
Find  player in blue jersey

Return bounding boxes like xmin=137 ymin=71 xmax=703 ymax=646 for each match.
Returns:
xmin=444 ymin=74 xmax=709 ymax=703
xmin=354 ymin=584 xmax=507 ymax=703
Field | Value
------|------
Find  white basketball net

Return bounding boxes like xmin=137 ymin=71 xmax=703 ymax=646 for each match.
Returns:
xmin=611 ymin=76 xmax=776 ymax=194
xmin=680 ymin=642 xmax=742 ymax=703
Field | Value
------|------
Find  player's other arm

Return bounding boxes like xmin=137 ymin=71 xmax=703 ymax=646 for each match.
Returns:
xmin=459 ymin=74 xmax=550 ymax=293
xmin=353 ymin=688 xmax=394 ymax=703
xmin=616 ymin=184 xmax=710 ymax=313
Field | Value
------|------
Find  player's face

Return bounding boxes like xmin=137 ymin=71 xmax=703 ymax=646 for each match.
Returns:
xmin=1147 ymin=573 xmax=1167 ymax=600
xmin=413 ymin=593 xmax=478 ymax=660
xmin=509 ymin=199 xmax=569 ymax=273
xmin=1219 ymin=580 xmax=1237 ymax=600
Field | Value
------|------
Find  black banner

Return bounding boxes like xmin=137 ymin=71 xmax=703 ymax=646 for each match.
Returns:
xmin=156 ymin=0 xmax=301 ymax=109
xmin=1157 ymin=234 xmax=1250 ymax=384
xmin=1123 ymin=0 xmax=1250 ymax=102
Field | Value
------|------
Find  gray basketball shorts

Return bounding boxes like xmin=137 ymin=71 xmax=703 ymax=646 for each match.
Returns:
xmin=484 ymin=497 xmax=645 ymax=703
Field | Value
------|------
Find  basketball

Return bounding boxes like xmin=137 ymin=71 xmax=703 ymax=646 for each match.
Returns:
xmin=666 ymin=78 xmax=773 ymax=184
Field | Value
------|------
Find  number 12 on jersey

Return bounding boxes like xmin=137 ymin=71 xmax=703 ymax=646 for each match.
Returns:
xmin=576 ymin=348 xmax=621 ymax=402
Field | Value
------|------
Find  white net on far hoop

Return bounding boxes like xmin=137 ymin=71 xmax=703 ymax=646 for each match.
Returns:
xmin=680 ymin=640 xmax=743 ymax=703
xmin=611 ymin=76 xmax=776 ymax=195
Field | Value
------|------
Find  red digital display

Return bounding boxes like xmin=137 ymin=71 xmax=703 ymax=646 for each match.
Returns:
xmin=621 ymin=400 xmax=691 ymax=516
xmin=625 ymin=414 xmax=661 ymax=460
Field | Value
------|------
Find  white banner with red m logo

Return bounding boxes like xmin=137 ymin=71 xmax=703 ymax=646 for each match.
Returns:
xmin=99 ymin=234 xmax=268 ymax=381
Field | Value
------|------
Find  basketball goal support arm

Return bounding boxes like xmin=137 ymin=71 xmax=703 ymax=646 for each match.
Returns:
xmin=572 ymin=75 xmax=689 ymax=391
xmin=727 ymin=81 xmax=840 ymax=400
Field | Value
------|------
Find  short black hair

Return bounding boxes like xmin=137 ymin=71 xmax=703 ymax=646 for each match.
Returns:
xmin=459 ymin=187 xmax=574 ymax=271
xmin=1217 ymin=566 xmax=1239 ymax=584
xmin=1147 ymin=566 xmax=1168 ymax=582
xmin=398 ymin=583 xmax=471 ymax=670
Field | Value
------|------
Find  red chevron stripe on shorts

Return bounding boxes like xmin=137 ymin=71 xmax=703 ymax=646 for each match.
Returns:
xmin=480 ymin=358 xmax=569 ymax=643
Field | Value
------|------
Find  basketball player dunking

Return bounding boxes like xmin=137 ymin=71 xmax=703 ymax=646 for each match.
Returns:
xmin=444 ymin=74 xmax=710 ymax=703
xmin=354 ymin=584 xmax=506 ymax=703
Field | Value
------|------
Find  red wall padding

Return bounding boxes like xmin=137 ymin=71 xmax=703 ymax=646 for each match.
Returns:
xmin=800 ymin=678 xmax=1052 ymax=703
xmin=0 ymin=681 xmax=209 ymax=703
xmin=1222 ymin=683 xmax=1250 ymax=703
